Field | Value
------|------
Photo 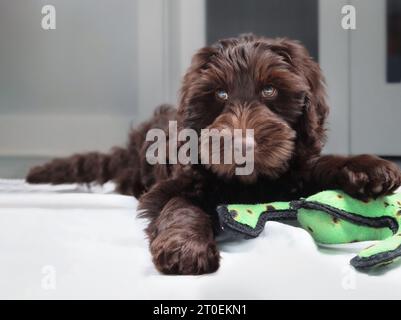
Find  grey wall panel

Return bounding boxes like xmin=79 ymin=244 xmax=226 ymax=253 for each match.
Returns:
xmin=0 ymin=0 xmax=138 ymax=116
xmin=206 ymin=0 xmax=318 ymax=60
xmin=350 ymin=0 xmax=401 ymax=155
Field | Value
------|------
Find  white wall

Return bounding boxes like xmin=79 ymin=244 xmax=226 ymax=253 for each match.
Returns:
xmin=319 ymin=0 xmax=350 ymax=155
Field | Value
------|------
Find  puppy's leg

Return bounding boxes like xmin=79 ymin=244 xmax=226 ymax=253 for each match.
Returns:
xmin=142 ymin=196 xmax=220 ymax=275
xmin=310 ymin=154 xmax=401 ymax=198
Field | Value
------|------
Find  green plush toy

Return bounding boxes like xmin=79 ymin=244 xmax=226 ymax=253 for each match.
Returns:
xmin=216 ymin=190 xmax=401 ymax=269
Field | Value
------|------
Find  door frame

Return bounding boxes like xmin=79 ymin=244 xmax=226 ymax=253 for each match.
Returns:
xmin=136 ymin=0 xmax=206 ymax=120
xmin=319 ymin=0 xmax=351 ymax=154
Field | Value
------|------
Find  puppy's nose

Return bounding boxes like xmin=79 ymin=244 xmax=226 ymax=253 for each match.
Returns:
xmin=234 ymin=137 xmax=255 ymax=153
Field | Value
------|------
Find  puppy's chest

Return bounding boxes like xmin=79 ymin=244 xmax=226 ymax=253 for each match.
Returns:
xmin=203 ymin=180 xmax=301 ymax=207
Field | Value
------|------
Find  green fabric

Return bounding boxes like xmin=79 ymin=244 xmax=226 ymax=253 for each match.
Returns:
xmin=218 ymin=190 xmax=401 ymax=270
xmin=298 ymin=209 xmax=392 ymax=244
xmin=297 ymin=190 xmax=397 ymax=244
xmin=227 ymin=202 xmax=290 ymax=228
xmin=359 ymin=234 xmax=401 ymax=258
xmin=303 ymin=190 xmax=400 ymax=218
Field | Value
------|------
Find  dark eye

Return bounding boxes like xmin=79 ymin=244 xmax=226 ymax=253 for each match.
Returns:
xmin=215 ymin=89 xmax=229 ymax=101
xmin=261 ymin=85 xmax=277 ymax=98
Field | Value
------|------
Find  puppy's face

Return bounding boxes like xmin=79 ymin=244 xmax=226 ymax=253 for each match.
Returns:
xmin=178 ymin=35 xmax=328 ymax=183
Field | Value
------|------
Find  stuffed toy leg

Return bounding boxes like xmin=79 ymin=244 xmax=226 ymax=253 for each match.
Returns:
xmin=216 ymin=190 xmax=401 ymax=269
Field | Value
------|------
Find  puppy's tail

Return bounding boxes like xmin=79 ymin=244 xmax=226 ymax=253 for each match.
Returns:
xmin=26 ymin=147 xmax=133 ymax=187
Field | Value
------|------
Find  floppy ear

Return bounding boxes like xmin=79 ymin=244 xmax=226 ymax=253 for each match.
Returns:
xmin=177 ymin=46 xmax=218 ymax=131
xmin=179 ymin=47 xmax=215 ymax=108
xmin=270 ymin=39 xmax=329 ymax=161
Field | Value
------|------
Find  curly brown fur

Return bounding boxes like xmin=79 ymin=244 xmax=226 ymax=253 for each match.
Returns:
xmin=27 ymin=34 xmax=401 ymax=275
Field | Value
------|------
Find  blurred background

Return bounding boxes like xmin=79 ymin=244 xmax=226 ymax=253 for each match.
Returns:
xmin=0 ymin=0 xmax=400 ymax=178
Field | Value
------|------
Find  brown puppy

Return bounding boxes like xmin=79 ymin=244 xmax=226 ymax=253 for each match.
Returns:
xmin=27 ymin=34 xmax=401 ymax=275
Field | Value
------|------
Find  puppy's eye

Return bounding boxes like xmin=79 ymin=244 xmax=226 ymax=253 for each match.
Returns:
xmin=215 ymin=89 xmax=229 ymax=101
xmin=261 ymin=86 xmax=277 ymax=98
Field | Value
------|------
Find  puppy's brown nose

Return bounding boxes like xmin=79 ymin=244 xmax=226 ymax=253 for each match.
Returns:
xmin=234 ymin=137 xmax=255 ymax=153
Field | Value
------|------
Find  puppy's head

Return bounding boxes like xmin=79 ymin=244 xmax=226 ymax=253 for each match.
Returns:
xmin=178 ymin=34 xmax=328 ymax=183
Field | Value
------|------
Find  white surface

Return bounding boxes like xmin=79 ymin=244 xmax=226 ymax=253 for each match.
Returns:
xmin=1 ymin=179 xmax=401 ymax=299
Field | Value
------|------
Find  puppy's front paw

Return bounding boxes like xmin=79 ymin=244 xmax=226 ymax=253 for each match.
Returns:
xmin=150 ymin=230 xmax=220 ymax=275
xmin=338 ymin=155 xmax=401 ymax=198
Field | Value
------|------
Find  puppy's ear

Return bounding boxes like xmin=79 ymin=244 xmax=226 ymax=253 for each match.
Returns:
xmin=271 ymin=38 xmax=329 ymax=160
xmin=178 ymin=46 xmax=217 ymax=130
